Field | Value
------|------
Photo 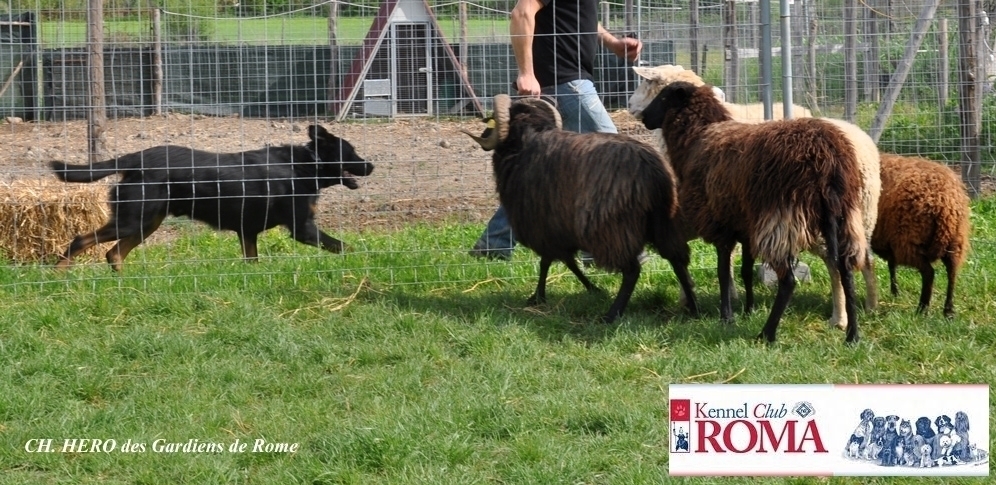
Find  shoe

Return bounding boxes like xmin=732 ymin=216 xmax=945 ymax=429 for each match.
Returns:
xmin=580 ymin=250 xmax=651 ymax=268
xmin=469 ymin=242 xmax=512 ymax=261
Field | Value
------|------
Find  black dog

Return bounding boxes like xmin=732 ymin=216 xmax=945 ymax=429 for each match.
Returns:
xmin=50 ymin=125 xmax=373 ymax=270
xmin=915 ymin=416 xmax=936 ymax=442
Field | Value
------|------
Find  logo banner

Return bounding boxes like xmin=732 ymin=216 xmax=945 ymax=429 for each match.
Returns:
xmin=668 ymin=384 xmax=988 ymax=476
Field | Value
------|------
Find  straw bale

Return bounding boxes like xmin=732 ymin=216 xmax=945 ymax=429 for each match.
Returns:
xmin=1 ymin=178 xmax=112 ymax=263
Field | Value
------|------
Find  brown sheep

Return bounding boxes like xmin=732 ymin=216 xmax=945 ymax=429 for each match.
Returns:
xmin=628 ymin=64 xmax=881 ymax=330
xmin=639 ymin=82 xmax=868 ymax=344
xmin=463 ymin=95 xmax=698 ymax=323
xmin=873 ymin=154 xmax=971 ymax=317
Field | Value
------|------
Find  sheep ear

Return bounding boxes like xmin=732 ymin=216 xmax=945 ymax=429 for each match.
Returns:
xmin=632 ymin=66 xmax=654 ymax=80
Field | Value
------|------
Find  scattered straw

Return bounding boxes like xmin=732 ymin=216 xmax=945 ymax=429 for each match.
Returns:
xmin=721 ymin=367 xmax=747 ymax=384
xmin=683 ymin=370 xmax=719 ymax=382
xmin=279 ymin=277 xmax=369 ymax=317
xmin=1 ymin=178 xmax=111 ymax=263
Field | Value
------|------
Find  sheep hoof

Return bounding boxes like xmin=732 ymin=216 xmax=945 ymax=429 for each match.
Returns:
xmin=754 ymin=332 xmax=775 ymax=345
xmin=827 ymin=318 xmax=847 ymax=331
xmin=944 ymin=310 xmax=955 ymax=319
xmin=600 ymin=313 xmax=620 ymax=324
xmin=526 ymin=294 xmax=545 ymax=306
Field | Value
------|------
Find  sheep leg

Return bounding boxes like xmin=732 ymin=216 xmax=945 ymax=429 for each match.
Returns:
xmin=826 ymin=257 xmax=849 ymax=330
xmin=916 ymin=263 xmax=935 ymax=315
xmin=653 ymin=235 xmax=699 ymax=317
xmin=838 ymin=256 xmax=860 ymax=344
xmin=527 ymin=256 xmax=553 ymax=305
xmin=862 ymin=250 xmax=879 ymax=311
xmin=740 ymin=250 xmax=755 ymax=315
xmin=716 ymin=244 xmax=736 ymax=323
xmin=561 ymin=257 xmax=601 ymax=295
xmin=888 ymin=259 xmax=899 ymax=296
xmin=670 ymin=260 xmax=699 ymax=318
xmin=603 ymin=261 xmax=641 ymax=324
xmin=757 ymin=264 xmax=797 ymax=344
xmin=941 ymin=255 xmax=957 ymax=318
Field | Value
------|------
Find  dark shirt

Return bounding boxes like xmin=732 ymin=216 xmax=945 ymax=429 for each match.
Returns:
xmin=532 ymin=0 xmax=599 ymax=88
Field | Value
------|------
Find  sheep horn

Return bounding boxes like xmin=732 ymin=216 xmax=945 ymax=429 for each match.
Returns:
xmin=518 ymin=97 xmax=562 ymax=130
xmin=462 ymin=94 xmax=511 ymax=150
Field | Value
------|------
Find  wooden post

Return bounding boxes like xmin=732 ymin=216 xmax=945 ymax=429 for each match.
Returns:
xmin=602 ymin=1 xmax=610 ymax=30
xmin=844 ymin=0 xmax=857 ymax=121
xmin=724 ymin=0 xmax=738 ymax=103
xmin=690 ymin=0 xmax=700 ymax=73
xmin=624 ymin=0 xmax=633 ymax=33
xmin=459 ymin=0 xmax=468 ymax=102
xmin=327 ymin=0 xmax=339 ymax=114
xmin=806 ymin=3 xmax=819 ymax=113
xmin=939 ymin=18 xmax=949 ymax=107
xmin=152 ymin=8 xmax=163 ymax=116
xmin=87 ymin=0 xmax=106 ymax=163
xmin=958 ymin=0 xmax=981 ymax=198
xmin=865 ymin=0 xmax=881 ymax=103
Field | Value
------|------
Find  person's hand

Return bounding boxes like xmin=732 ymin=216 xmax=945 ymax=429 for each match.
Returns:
xmin=516 ymin=73 xmax=542 ymax=97
xmin=608 ymin=36 xmax=642 ymax=63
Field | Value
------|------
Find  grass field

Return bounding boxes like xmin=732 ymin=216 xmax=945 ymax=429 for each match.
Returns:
xmin=39 ymin=17 xmax=510 ymax=47
xmin=1 ymin=194 xmax=995 ymax=482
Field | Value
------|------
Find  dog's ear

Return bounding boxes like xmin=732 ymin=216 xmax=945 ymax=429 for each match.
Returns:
xmin=309 ymin=124 xmax=333 ymax=142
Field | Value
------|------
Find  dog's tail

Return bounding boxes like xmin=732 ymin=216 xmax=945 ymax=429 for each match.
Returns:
xmin=50 ymin=158 xmax=125 ymax=183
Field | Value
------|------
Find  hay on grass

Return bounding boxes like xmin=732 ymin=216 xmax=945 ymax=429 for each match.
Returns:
xmin=1 ymin=178 xmax=111 ymax=263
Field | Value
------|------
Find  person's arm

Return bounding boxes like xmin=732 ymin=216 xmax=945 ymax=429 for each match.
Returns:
xmin=598 ymin=24 xmax=642 ymax=63
xmin=510 ymin=0 xmax=544 ymax=96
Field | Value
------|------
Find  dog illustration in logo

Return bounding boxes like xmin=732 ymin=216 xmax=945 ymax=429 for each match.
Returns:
xmin=865 ymin=416 xmax=887 ymax=460
xmin=970 ymin=443 xmax=989 ymax=463
xmin=878 ymin=415 xmax=901 ymax=466
xmin=844 ymin=408 xmax=875 ymax=459
xmin=917 ymin=439 xmax=933 ymax=468
xmin=915 ymin=416 xmax=936 ymax=442
xmin=954 ymin=411 xmax=972 ymax=461
xmin=898 ymin=420 xmax=917 ymax=466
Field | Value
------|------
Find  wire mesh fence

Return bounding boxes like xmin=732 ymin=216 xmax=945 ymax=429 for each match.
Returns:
xmin=2 ymin=0 xmax=995 ymax=292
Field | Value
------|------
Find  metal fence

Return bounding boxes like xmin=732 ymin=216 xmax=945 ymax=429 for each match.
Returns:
xmin=2 ymin=0 xmax=994 ymax=290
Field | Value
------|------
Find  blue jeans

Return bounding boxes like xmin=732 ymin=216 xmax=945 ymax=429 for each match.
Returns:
xmin=475 ymin=79 xmax=617 ymax=254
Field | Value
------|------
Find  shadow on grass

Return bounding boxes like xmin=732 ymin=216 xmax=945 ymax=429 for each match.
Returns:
xmin=371 ymin=273 xmax=852 ymax=347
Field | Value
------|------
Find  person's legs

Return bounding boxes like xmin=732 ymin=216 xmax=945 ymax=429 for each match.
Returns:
xmin=544 ymin=79 xmax=617 ymax=135
xmin=470 ymin=205 xmax=515 ymax=260
xmin=546 ymin=80 xmax=648 ymax=266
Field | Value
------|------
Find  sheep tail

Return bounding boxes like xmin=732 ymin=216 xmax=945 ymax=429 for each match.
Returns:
xmin=831 ymin=205 xmax=868 ymax=273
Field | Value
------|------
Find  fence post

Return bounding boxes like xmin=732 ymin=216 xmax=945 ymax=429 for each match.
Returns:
xmin=864 ymin=0 xmax=881 ymax=103
xmin=723 ymin=0 xmax=737 ymax=103
xmin=87 ymin=0 xmax=106 ymax=163
xmin=327 ymin=0 xmax=339 ymax=115
xmin=459 ymin=1 xmax=468 ymax=85
xmin=844 ymin=0 xmax=857 ymax=122
xmin=939 ymin=18 xmax=949 ymax=107
xmin=153 ymin=8 xmax=163 ymax=116
xmin=690 ymin=0 xmax=699 ymax=73
xmin=958 ymin=0 xmax=982 ymax=199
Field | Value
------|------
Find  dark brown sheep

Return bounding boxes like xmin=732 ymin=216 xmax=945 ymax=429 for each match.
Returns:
xmin=873 ymin=154 xmax=971 ymax=317
xmin=463 ymin=95 xmax=698 ymax=323
xmin=639 ymin=82 xmax=868 ymax=344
